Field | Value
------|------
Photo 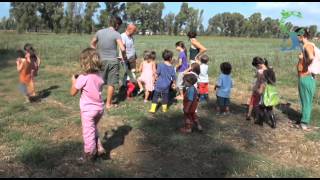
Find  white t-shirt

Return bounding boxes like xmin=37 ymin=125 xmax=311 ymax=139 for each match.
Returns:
xmin=121 ymin=33 xmax=136 ymax=59
xmin=199 ymin=64 xmax=209 ymax=83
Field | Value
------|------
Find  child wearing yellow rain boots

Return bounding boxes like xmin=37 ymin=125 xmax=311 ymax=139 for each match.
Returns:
xmin=149 ymin=49 xmax=176 ymax=113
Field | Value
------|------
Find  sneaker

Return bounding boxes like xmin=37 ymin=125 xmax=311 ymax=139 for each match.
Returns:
xmin=144 ymin=99 xmax=148 ymax=103
xmin=216 ymin=112 xmax=221 ymax=116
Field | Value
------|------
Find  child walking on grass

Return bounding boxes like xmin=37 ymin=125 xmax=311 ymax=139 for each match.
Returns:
xmin=149 ymin=49 xmax=176 ymax=113
xmin=137 ymin=50 xmax=157 ymax=102
xmin=70 ymin=48 xmax=106 ymax=162
xmin=180 ymin=73 xmax=203 ymax=133
xmin=215 ymin=62 xmax=233 ymax=115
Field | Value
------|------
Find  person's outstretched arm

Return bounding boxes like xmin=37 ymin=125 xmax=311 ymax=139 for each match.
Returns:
xmin=192 ymin=39 xmax=207 ymax=61
xmin=70 ymin=75 xmax=79 ymax=96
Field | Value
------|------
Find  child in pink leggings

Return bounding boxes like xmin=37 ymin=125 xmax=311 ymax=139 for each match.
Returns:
xmin=70 ymin=48 xmax=105 ymax=161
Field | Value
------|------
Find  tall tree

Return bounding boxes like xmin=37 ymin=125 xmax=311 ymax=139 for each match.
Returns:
xmin=174 ymin=2 xmax=189 ymax=35
xmin=309 ymin=25 xmax=317 ymax=39
xmin=10 ymin=2 xmax=39 ymax=33
xmin=38 ymin=2 xmax=64 ymax=33
xmin=164 ymin=13 xmax=175 ymax=35
xmin=64 ymin=2 xmax=76 ymax=33
xmin=149 ymin=2 xmax=165 ymax=34
xmin=99 ymin=2 xmax=126 ymax=28
xmin=73 ymin=2 xmax=84 ymax=33
xmin=248 ymin=12 xmax=262 ymax=37
xmin=83 ymin=2 xmax=100 ymax=34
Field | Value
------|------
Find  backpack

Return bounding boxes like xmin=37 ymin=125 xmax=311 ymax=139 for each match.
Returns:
xmin=263 ymin=84 xmax=280 ymax=107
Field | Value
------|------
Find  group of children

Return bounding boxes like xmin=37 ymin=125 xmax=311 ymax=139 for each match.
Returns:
xmin=16 ymin=42 xmax=278 ymax=162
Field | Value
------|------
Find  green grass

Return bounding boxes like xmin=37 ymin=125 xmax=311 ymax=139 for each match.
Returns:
xmin=0 ymin=32 xmax=320 ymax=177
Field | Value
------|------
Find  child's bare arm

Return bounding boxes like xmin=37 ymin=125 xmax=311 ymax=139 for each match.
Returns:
xmin=176 ymin=58 xmax=182 ymax=69
xmin=37 ymin=56 xmax=41 ymax=67
xmin=70 ymin=75 xmax=79 ymax=96
xmin=16 ymin=59 xmax=23 ymax=72
xmin=152 ymin=62 xmax=157 ymax=78
xmin=138 ymin=61 xmax=143 ymax=73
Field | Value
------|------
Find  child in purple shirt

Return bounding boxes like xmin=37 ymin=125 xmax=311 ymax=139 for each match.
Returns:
xmin=70 ymin=48 xmax=106 ymax=161
xmin=175 ymin=41 xmax=189 ymax=100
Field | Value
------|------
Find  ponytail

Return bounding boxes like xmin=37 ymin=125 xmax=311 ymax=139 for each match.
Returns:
xmin=175 ymin=41 xmax=187 ymax=57
xmin=263 ymin=58 xmax=269 ymax=68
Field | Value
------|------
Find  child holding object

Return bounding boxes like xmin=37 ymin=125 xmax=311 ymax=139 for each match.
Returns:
xmin=70 ymin=48 xmax=106 ymax=161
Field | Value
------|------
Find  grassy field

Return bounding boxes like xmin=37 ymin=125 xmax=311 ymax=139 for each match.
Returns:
xmin=0 ymin=32 xmax=320 ymax=177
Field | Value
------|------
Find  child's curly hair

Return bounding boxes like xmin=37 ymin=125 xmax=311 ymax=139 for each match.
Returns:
xmin=79 ymin=48 xmax=102 ymax=74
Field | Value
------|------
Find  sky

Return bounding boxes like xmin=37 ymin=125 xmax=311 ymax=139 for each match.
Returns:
xmin=1 ymin=2 xmax=320 ymax=29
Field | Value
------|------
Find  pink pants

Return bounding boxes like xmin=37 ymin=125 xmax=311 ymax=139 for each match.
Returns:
xmin=81 ymin=110 xmax=104 ymax=154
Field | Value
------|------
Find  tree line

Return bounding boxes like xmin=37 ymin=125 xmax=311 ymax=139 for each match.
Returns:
xmin=0 ymin=2 xmax=318 ymax=38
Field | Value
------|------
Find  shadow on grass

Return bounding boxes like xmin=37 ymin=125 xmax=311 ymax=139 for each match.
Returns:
xmin=275 ymin=103 xmax=301 ymax=122
xmin=29 ymin=85 xmax=60 ymax=102
xmin=102 ymin=125 xmax=133 ymax=160
xmin=17 ymin=140 xmax=129 ymax=177
xmin=0 ymin=49 xmax=18 ymax=70
xmin=129 ymin=100 xmax=262 ymax=177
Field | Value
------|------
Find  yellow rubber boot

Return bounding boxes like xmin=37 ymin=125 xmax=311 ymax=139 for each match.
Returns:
xmin=162 ymin=104 xmax=168 ymax=112
xmin=149 ymin=103 xmax=157 ymax=113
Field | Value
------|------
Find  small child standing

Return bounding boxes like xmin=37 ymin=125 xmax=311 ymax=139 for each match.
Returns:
xmin=255 ymin=68 xmax=278 ymax=128
xmin=137 ymin=50 xmax=157 ymax=102
xmin=180 ymin=73 xmax=202 ymax=133
xmin=149 ymin=49 xmax=176 ymax=113
xmin=215 ymin=62 xmax=233 ymax=115
xmin=198 ymin=55 xmax=209 ymax=103
xmin=16 ymin=49 xmax=34 ymax=102
xmin=70 ymin=48 xmax=106 ymax=161
xmin=175 ymin=41 xmax=189 ymax=100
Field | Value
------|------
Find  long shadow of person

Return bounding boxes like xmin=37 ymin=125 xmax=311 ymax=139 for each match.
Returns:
xmin=29 ymin=85 xmax=60 ymax=102
xmin=102 ymin=125 xmax=133 ymax=160
xmin=275 ymin=102 xmax=301 ymax=123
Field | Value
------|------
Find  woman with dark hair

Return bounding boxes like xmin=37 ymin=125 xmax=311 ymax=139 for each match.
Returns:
xmin=294 ymin=27 xmax=317 ymax=131
xmin=187 ymin=31 xmax=207 ymax=64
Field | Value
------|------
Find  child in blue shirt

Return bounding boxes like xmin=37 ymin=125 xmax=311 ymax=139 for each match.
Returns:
xmin=149 ymin=49 xmax=176 ymax=113
xmin=215 ymin=62 xmax=233 ymax=115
